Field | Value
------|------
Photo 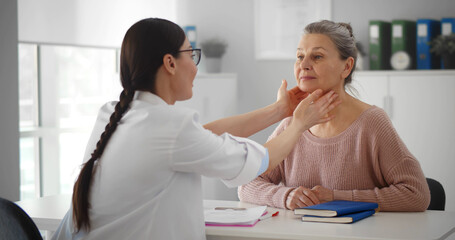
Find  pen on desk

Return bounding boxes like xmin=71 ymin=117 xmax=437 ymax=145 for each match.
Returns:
xmin=259 ymin=211 xmax=279 ymax=221
xmin=214 ymin=207 xmax=246 ymax=211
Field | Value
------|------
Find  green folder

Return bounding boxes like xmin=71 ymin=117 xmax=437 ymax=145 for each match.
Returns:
xmin=391 ymin=20 xmax=416 ymax=69
xmin=369 ymin=20 xmax=391 ymax=70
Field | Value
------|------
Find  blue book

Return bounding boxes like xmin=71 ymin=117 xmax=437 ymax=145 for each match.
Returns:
xmin=301 ymin=209 xmax=376 ymax=224
xmin=416 ymin=19 xmax=440 ymax=69
xmin=294 ymin=200 xmax=379 ymax=217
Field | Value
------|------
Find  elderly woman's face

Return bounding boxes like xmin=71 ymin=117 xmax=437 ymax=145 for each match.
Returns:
xmin=294 ymin=33 xmax=348 ymax=93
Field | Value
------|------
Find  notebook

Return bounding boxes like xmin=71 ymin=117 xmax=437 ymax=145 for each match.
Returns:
xmin=294 ymin=200 xmax=379 ymax=217
xmin=204 ymin=205 xmax=267 ymax=227
xmin=301 ymin=209 xmax=376 ymax=224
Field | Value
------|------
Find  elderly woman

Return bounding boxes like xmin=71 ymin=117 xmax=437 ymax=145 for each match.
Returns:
xmin=238 ymin=20 xmax=430 ymax=212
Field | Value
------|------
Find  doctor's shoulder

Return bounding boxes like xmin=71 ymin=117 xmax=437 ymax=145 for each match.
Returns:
xmin=139 ymin=103 xmax=202 ymax=130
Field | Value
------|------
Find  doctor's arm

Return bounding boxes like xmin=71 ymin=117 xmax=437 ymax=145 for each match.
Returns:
xmin=262 ymin=89 xmax=339 ymax=173
xmin=204 ymin=80 xmax=307 ymax=137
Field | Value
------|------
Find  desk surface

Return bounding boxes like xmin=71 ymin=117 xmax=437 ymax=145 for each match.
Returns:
xmin=16 ymin=195 xmax=455 ymax=240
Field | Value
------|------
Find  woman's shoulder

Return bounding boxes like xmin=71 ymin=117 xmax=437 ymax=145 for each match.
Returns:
xmin=350 ymin=98 xmax=387 ymax=120
xmin=268 ymin=117 xmax=292 ymax=140
xmin=278 ymin=116 xmax=293 ymax=130
xmin=355 ymin=105 xmax=397 ymax=137
xmin=360 ymin=106 xmax=391 ymax=124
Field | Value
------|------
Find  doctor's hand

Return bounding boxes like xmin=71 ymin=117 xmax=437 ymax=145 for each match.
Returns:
xmin=286 ymin=186 xmax=321 ymax=210
xmin=276 ymin=79 xmax=308 ymax=118
xmin=291 ymin=89 xmax=341 ymax=132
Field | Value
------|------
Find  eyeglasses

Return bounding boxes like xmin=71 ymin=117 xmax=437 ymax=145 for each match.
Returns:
xmin=178 ymin=48 xmax=202 ymax=66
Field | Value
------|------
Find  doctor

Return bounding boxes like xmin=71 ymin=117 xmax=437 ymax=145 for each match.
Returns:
xmin=52 ymin=18 xmax=340 ymax=240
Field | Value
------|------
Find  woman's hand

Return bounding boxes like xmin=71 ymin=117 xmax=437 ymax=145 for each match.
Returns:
xmin=311 ymin=185 xmax=334 ymax=203
xmin=285 ymin=186 xmax=321 ymax=210
xmin=276 ymin=79 xmax=308 ymax=118
xmin=291 ymin=89 xmax=341 ymax=132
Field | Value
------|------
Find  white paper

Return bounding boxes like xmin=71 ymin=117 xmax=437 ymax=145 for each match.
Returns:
xmin=204 ymin=206 xmax=267 ymax=225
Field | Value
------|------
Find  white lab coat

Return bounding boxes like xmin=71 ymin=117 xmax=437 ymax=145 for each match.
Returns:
xmin=52 ymin=91 xmax=268 ymax=240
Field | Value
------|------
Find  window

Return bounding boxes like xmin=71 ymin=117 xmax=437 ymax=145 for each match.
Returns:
xmin=18 ymin=43 xmax=121 ymax=199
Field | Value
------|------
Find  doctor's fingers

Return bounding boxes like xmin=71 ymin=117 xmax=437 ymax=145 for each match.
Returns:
xmin=288 ymin=86 xmax=303 ymax=95
xmin=313 ymin=94 xmax=341 ymax=121
xmin=288 ymin=87 xmax=308 ymax=101
xmin=313 ymin=91 xmax=338 ymax=110
xmin=295 ymin=92 xmax=309 ymax=102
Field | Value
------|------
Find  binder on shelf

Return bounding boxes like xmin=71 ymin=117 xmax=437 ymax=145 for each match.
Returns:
xmin=183 ymin=25 xmax=197 ymax=48
xmin=441 ymin=18 xmax=455 ymax=36
xmin=417 ymin=19 xmax=441 ymax=69
xmin=440 ymin=18 xmax=455 ymax=69
xmin=369 ymin=21 xmax=391 ymax=70
xmin=391 ymin=20 xmax=416 ymax=70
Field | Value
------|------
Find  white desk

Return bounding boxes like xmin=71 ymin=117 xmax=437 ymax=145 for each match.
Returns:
xmin=16 ymin=195 xmax=455 ymax=240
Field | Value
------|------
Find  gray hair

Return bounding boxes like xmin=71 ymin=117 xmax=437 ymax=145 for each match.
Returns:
xmin=304 ymin=20 xmax=357 ymax=86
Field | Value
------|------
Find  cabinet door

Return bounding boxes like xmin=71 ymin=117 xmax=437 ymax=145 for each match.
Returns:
xmin=389 ymin=74 xmax=455 ymax=211
xmin=352 ymin=74 xmax=388 ymax=111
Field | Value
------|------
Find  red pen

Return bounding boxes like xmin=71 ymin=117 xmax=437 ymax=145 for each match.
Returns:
xmin=259 ymin=211 xmax=279 ymax=221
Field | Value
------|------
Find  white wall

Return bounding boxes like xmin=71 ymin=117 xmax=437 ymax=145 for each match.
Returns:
xmin=18 ymin=0 xmax=177 ymax=47
xmin=0 ymin=0 xmax=20 ymax=201
xmin=176 ymin=0 xmax=455 ymax=144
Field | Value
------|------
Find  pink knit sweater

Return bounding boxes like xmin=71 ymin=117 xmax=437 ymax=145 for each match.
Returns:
xmin=238 ymin=106 xmax=430 ymax=212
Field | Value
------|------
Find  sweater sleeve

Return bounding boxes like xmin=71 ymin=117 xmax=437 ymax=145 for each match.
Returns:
xmin=238 ymin=118 xmax=295 ymax=209
xmin=333 ymin=109 xmax=430 ymax=212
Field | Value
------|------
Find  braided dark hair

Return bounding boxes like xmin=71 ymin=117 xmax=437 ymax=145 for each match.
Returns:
xmin=72 ymin=18 xmax=186 ymax=232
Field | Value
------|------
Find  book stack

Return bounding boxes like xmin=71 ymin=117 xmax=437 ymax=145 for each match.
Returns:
xmin=294 ymin=200 xmax=379 ymax=224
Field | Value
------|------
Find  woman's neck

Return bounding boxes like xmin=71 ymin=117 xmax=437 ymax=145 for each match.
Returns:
xmin=154 ymin=71 xmax=175 ymax=105
xmin=309 ymin=89 xmax=369 ymax=138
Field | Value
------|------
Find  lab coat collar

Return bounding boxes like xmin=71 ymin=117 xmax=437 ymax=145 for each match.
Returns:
xmin=134 ymin=91 xmax=168 ymax=106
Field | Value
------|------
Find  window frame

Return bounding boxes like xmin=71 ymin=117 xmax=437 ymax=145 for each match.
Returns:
xmin=18 ymin=41 xmax=120 ymax=199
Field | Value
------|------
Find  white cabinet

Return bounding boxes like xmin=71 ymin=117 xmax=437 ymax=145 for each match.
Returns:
xmin=354 ymin=70 xmax=455 ymax=211
xmin=176 ymin=73 xmax=240 ymax=200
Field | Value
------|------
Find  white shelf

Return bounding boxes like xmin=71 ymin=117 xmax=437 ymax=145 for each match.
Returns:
xmin=355 ymin=69 xmax=455 ymax=77
xmin=196 ymin=72 xmax=237 ymax=79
